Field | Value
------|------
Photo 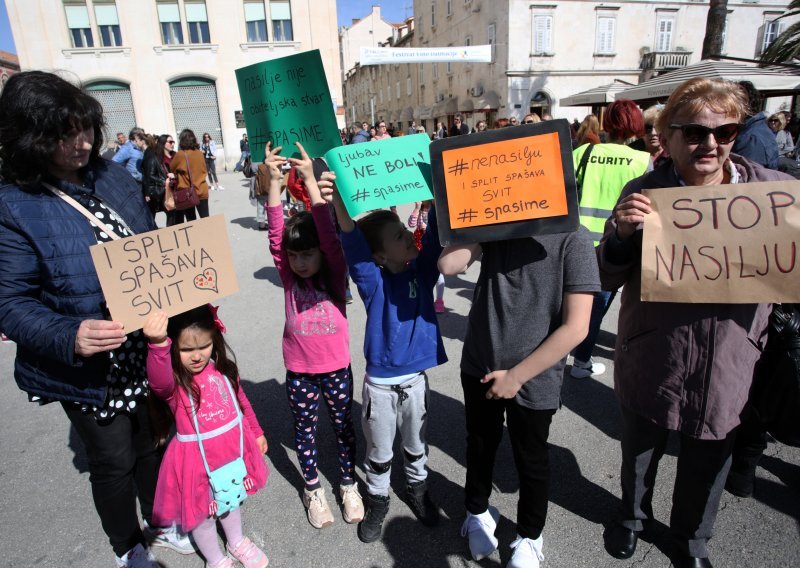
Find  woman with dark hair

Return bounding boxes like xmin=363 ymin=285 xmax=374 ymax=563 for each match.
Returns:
xmin=569 ymin=99 xmax=651 ymax=380
xmin=0 ymin=70 xmax=193 ymax=566
xmin=141 ymin=133 xmax=174 ymax=222
xmin=600 ymin=78 xmax=792 ymax=567
xmin=168 ymin=128 xmax=209 ymax=226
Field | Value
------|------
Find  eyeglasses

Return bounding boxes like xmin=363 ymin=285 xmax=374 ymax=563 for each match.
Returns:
xmin=379 ymin=124 xmax=387 ymax=128
xmin=523 ymin=120 xmax=535 ymax=124
xmin=166 ymin=140 xmax=175 ymax=144
xmin=669 ymin=123 xmax=741 ymax=145
xmin=644 ymin=124 xmax=656 ymax=134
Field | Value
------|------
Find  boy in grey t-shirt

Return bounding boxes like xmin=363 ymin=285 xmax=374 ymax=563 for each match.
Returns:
xmin=439 ymin=227 xmax=599 ymax=567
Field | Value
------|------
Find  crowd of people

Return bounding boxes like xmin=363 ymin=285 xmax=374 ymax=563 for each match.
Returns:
xmin=0 ymin=69 xmax=796 ymax=568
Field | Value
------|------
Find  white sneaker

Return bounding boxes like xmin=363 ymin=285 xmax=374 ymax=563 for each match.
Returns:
xmin=217 ymin=185 xmax=225 ymax=190
xmin=460 ymin=506 xmax=500 ymax=561
xmin=508 ymin=534 xmax=544 ymax=568
xmin=570 ymin=357 xmax=606 ymax=379
xmin=143 ymin=520 xmax=196 ymax=555
xmin=340 ymin=483 xmax=365 ymax=523
xmin=115 ymin=543 xmax=158 ymax=568
xmin=303 ymin=487 xmax=334 ymax=529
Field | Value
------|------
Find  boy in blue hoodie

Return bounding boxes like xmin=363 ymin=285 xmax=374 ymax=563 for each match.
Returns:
xmin=321 ymin=174 xmax=446 ymax=543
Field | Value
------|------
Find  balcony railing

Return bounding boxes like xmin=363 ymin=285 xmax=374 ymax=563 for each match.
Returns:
xmin=640 ymin=51 xmax=692 ymax=72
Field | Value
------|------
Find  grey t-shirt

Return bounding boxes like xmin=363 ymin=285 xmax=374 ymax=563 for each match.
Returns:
xmin=461 ymin=226 xmax=601 ymax=410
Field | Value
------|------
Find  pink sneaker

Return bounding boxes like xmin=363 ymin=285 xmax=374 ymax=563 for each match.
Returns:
xmin=227 ymin=536 xmax=268 ymax=568
xmin=434 ymin=298 xmax=445 ymax=313
xmin=207 ymin=557 xmax=234 ymax=568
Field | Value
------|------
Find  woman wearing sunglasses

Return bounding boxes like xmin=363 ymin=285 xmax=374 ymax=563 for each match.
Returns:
xmin=598 ymin=78 xmax=793 ymax=568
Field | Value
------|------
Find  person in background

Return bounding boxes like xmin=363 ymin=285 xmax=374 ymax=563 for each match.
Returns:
xmin=570 ymin=99 xmax=651 ymax=380
xmin=731 ymin=81 xmax=778 ymax=170
xmin=349 ymin=121 xmax=371 ymax=144
xmin=473 ymin=120 xmax=488 ymax=133
xmin=142 ymin=133 xmax=174 ymax=221
xmin=113 ymin=127 xmax=146 ymax=183
xmin=633 ymin=105 xmax=667 ymax=167
xmin=450 ymin=113 xmax=470 ymax=136
xmin=372 ymin=121 xmax=391 ymax=141
xmin=235 ymin=134 xmax=250 ymax=172
xmin=406 ymin=121 xmax=418 ymax=136
xmin=522 ymin=114 xmax=541 ymax=125
xmin=201 ymin=133 xmax=223 ymax=191
xmin=508 ymin=117 xmax=519 ymax=127
xmin=168 ymin=129 xmax=209 ymax=225
xmin=416 ymin=126 xmax=427 ymax=136
xmin=541 ymin=113 xmax=553 ymax=121
xmin=600 ymin=78 xmax=792 ymax=568
xmin=0 ymin=70 xmax=193 ymax=568
xmin=436 ymin=121 xmax=448 ymax=139
xmin=576 ymin=115 xmax=601 ymax=147
xmin=768 ymin=112 xmax=794 ymax=159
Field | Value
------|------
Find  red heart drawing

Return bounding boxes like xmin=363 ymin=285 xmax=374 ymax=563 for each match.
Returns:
xmin=194 ymin=268 xmax=219 ymax=293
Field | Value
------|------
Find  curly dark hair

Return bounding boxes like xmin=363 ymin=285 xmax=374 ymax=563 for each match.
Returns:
xmin=283 ymin=211 xmax=345 ymax=304
xmin=178 ymin=129 xmax=199 ymax=151
xmin=0 ymin=70 xmax=105 ymax=187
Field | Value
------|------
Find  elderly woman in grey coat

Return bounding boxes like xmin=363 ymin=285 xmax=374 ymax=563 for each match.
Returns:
xmin=597 ymin=78 xmax=793 ymax=568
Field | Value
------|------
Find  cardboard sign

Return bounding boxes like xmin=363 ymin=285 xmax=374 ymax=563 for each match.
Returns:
xmin=430 ymin=119 xmax=579 ymax=245
xmin=641 ymin=181 xmax=800 ymax=303
xmin=90 ymin=216 xmax=239 ymax=330
xmin=325 ymin=134 xmax=433 ymax=217
xmin=235 ymin=50 xmax=342 ymax=162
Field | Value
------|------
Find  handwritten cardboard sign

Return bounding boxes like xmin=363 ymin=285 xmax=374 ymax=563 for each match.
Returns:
xmin=235 ymin=50 xmax=342 ymax=162
xmin=90 ymin=216 xmax=239 ymax=330
xmin=429 ymin=119 xmax=579 ymax=245
xmin=325 ymin=134 xmax=433 ymax=217
xmin=641 ymin=180 xmax=800 ymax=303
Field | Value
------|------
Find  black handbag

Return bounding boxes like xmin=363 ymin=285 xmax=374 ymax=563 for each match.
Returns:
xmin=752 ymin=303 xmax=800 ymax=447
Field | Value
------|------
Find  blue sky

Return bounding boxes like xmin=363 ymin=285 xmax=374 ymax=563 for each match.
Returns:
xmin=0 ymin=1 xmax=412 ymax=54
xmin=1 ymin=2 xmax=14 ymax=53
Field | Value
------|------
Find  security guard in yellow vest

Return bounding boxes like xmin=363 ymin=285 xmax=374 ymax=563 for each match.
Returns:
xmin=570 ymin=100 xmax=652 ymax=380
xmin=572 ymin=142 xmax=650 ymax=246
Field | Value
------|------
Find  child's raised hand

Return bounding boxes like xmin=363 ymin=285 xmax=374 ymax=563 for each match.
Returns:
xmin=317 ymin=170 xmax=337 ymax=203
xmin=255 ymin=434 xmax=268 ymax=454
xmin=288 ymin=142 xmax=314 ymax=182
xmin=143 ymin=310 xmax=169 ymax=346
xmin=265 ymin=142 xmax=286 ymax=179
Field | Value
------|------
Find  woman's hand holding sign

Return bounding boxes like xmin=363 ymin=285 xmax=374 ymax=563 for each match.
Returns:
xmin=614 ymin=193 xmax=652 ymax=240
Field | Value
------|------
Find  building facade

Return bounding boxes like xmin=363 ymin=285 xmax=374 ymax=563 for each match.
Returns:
xmin=6 ymin=0 xmax=342 ymax=168
xmin=342 ymin=0 xmax=796 ymax=134
xmin=339 ymin=5 xmax=397 ymax=91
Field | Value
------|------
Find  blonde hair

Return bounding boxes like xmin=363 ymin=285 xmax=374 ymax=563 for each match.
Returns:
xmin=576 ymin=114 xmax=600 ymax=144
xmin=642 ymin=105 xmax=662 ymax=127
xmin=768 ymin=112 xmax=787 ymax=130
xmin=656 ymin=78 xmax=747 ymax=134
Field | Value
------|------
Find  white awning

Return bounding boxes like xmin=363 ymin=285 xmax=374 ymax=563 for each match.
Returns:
xmin=559 ymin=79 xmax=634 ymax=106
xmin=619 ymin=59 xmax=800 ymax=102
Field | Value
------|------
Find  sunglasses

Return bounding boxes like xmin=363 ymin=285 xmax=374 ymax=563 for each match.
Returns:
xmin=669 ymin=123 xmax=740 ymax=145
xmin=166 ymin=140 xmax=175 ymax=144
xmin=523 ymin=120 xmax=535 ymax=124
xmin=644 ymin=124 xmax=655 ymax=134
xmin=510 ymin=119 xmax=518 ymax=124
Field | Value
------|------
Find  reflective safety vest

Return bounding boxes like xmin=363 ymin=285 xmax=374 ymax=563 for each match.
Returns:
xmin=572 ymin=143 xmax=651 ymax=245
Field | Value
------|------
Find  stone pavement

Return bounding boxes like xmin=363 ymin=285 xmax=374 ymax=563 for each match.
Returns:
xmin=0 ymin=170 xmax=797 ymax=567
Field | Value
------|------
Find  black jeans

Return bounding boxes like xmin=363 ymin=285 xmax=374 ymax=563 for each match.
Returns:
xmin=166 ymin=198 xmax=210 ymax=226
xmin=461 ymin=373 xmax=555 ymax=539
xmin=62 ymin=399 xmax=162 ymax=556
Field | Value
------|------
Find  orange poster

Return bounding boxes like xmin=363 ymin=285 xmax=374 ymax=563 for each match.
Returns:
xmin=441 ymin=132 xmax=568 ymax=229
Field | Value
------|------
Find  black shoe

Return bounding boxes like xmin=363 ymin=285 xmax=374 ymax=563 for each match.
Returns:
xmin=672 ymin=553 xmax=713 ymax=568
xmin=724 ymin=462 xmax=756 ymax=498
xmin=404 ymin=480 xmax=440 ymax=526
xmin=603 ymin=524 xmax=639 ymax=559
xmin=357 ymin=493 xmax=390 ymax=543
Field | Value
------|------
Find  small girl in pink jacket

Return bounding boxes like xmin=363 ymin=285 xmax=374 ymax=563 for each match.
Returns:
xmin=144 ymin=306 xmax=269 ymax=568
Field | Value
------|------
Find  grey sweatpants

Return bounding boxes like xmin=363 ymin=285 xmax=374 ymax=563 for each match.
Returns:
xmin=362 ymin=373 xmax=429 ymax=497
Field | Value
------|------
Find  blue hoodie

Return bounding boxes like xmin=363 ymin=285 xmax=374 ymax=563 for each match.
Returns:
xmin=732 ymin=111 xmax=779 ymax=170
xmin=341 ymin=207 xmax=447 ymax=377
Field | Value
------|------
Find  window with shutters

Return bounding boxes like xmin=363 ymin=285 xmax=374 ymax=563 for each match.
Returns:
xmin=64 ymin=2 xmax=94 ymax=48
xmin=270 ymin=1 xmax=293 ymax=41
xmin=446 ymin=0 xmax=452 ymax=16
xmin=158 ymin=1 xmax=183 ymax=45
xmin=656 ymin=15 xmax=675 ymax=52
xmin=94 ymin=1 xmax=121 ymax=47
xmin=595 ymin=15 xmax=616 ymax=54
xmin=185 ymin=1 xmax=210 ymax=44
xmin=488 ymin=23 xmax=496 ymax=61
xmin=533 ymin=15 xmax=552 ymax=55
xmin=431 ymin=2 xmax=436 ymax=28
xmin=762 ymin=19 xmax=781 ymax=53
xmin=244 ymin=1 xmax=268 ymax=42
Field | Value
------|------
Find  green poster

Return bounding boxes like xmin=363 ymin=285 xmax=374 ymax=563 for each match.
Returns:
xmin=325 ymin=134 xmax=434 ymax=217
xmin=235 ymin=50 xmax=342 ymax=161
